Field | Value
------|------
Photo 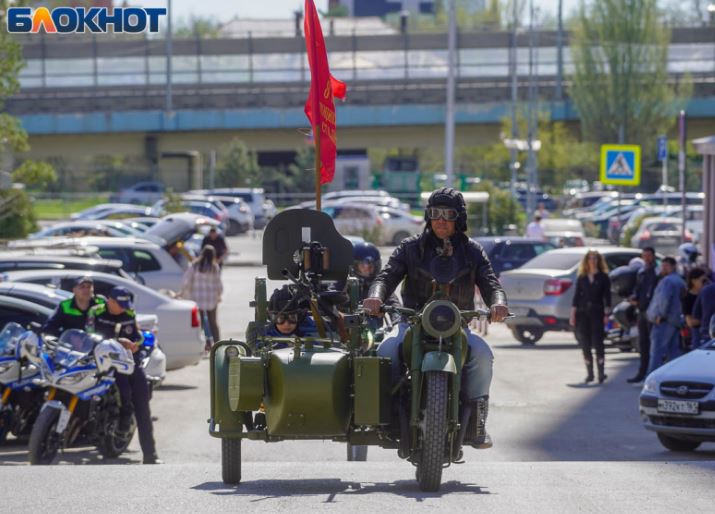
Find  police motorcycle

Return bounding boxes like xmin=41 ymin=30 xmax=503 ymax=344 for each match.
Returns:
xmin=140 ymin=330 xmax=166 ymax=397
xmin=209 ymin=210 xmax=503 ymax=492
xmin=0 ymin=323 xmax=45 ymax=444
xmin=23 ymin=328 xmax=136 ymax=464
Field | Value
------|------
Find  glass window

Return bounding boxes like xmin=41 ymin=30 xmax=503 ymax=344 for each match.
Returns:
xmin=522 ymin=252 xmax=582 ymax=270
xmin=129 ymin=250 xmax=161 ymax=273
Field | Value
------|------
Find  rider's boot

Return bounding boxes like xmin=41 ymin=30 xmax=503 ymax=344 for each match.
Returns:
xmin=597 ymin=358 xmax=608 ymax=384
xmin=466 ymin=396 xmax=492 ymax=449
xmin=584 ymin=360 xmax=595 ymax=383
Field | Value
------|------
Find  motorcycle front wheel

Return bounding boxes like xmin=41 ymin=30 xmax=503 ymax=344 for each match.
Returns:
xmin=28 ymin=407 xmax=62 ymax=465
xmin=98 ymin=416 xmax=136 ymax=459
xmin=416 ymin=371 xmax=448 ymax=492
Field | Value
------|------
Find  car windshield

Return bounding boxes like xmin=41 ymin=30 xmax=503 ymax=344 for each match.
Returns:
xmin=521 ymin=252 xmax=582 ymax=270
xmin=0 ymin=322 xmax=25 ymax=356
xmin=58 ymin=329 xmax=95 ymax=354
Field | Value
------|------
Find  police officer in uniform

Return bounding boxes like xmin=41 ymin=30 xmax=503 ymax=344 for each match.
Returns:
xmin=42 ymin=276 xmax=105 ymax=335
xmin=87 ymin=286 xmax=161 ymax=464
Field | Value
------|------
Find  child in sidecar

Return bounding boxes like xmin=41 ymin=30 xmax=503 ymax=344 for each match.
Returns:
xmin=265 ymin=285 xmax=318 ymax=347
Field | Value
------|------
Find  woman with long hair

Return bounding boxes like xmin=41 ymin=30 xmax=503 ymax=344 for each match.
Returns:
xmin=569 ymin=250 xmax=612 ymax=383
xmin=180 ymin=244 xmax=223 ymax=351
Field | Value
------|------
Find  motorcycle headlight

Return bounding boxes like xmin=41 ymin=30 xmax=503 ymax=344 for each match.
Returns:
xmin=422 ymin=300 xmax=462 ymax=339
xmin=225 ymin=346 xmax=239 ymax=358
xmin=642 ymin=376 xmax=659 ymax=394
xmin=58 ymin=371 xmax=93 ymax=386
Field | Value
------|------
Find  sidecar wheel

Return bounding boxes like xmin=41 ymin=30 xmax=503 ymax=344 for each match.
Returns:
xmin=28 ymin=407 xmax=61 ymax=465
xmin=347 ymin=443 xmax=368 ymax=461
xmin=417 ymin=371 xmax=448 ymax=492
xmin=222 ymin=438 xmax=242 ymax=485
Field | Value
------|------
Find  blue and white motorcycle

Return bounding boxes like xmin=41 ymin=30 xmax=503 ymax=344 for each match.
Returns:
xmin=24 ymin=329 xmax=136 ymax=465
xmin=0 ymin=323 xmax=45 ymax=444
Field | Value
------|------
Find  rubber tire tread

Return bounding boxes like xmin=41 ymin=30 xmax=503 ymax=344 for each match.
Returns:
xmin=511 ymin=326 xmax=544 ymax=345
xmin=417 ymin=371 xmax=448 ymax=492
xmin=222 ymin=438 xmax=242 ymax=485
xmin=657 ymin=432 xmax=701 ymax=452
xmin=29 ymin=407 xmax=60 ymax=465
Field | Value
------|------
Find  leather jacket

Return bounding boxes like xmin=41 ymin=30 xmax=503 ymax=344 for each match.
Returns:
xmin=367 ymin=230 xmax=507 ymax=310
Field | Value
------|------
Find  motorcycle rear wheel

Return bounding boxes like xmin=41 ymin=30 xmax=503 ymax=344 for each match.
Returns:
xmin=222 ymin=438 xmax=242 ymax=485
xmin=416 ymin=372 xmax=448 ymax=492
xmin=29 ymin=407 xmax=61 ymax=465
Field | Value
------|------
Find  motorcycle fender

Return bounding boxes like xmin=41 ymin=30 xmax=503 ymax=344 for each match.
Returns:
xmin=421 ymin=351 xmax=457 ymax=374
xmin=40 ymin=400 xmax=69 ymax=433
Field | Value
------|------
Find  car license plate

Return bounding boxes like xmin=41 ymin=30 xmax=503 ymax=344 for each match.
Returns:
xmin=657 ymin=238 xmax=677 ymax=246
xmin=657 ymin=399 xmax=699 ymax=415
xmin=511 ymin=306 xmax=530 ymax=317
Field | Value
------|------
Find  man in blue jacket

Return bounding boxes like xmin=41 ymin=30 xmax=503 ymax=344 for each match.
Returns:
xmin=646 ymin=257 xmax=685 ymax=374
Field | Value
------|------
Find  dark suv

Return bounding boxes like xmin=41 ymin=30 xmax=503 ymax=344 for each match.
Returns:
xmin=473 ymin=237 xmax=556 ymax=277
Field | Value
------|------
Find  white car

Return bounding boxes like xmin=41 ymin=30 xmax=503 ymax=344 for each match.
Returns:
xmin=3 ymin=270 xmax=204 ymax=370
xmin=320 ymin=202 xmax=423 ymax=245
xmin=182 ymin=194 xmax=254 ymax=235
xmin=639 ymin=324 xmax=715 ymax=452
xmin=29 ymin=221 xmax=162 ymax=243
xmin=71 ymin=203 xmax=153 ymax=221
xmin=8 ymin=236 xmax=184 ymax=293
xmin=192 ymin=188 xmax=271 ymax=228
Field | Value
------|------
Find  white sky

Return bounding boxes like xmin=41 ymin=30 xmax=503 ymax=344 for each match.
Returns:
xmin=130 ymin=1 xmax=582 ymax=24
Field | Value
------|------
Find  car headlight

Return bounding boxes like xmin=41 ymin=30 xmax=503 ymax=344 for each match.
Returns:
xmin=642 ymin=376 xmax=659 ymax=394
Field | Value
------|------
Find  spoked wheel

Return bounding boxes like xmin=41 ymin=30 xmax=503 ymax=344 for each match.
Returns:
xmin=28 ymin=407 xmax=62 ymax=465
xmin=347 ymin=443 xmax=368 ymax=461
xmin=222 ymin=438 xmax=242 ymax=485
xmin=416 ymin=372 xmax=448 ymax=492
xmin=98 ymin=416 xmax=136 ymax=459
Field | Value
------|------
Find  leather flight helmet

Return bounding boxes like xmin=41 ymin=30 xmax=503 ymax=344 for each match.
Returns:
xmin=425 ymin=187 xmax=468 ymax=233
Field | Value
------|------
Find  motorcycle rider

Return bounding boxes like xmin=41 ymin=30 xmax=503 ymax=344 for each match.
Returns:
xmin=627 ymin=247 xmax=658 ymax=383
xmin=42 ymin=276 xmax=105 ymax=336
xmin=87 ymin=286 xmax=161 ymax=464
xmin=363 ymin=187 xmax=509 ymax=449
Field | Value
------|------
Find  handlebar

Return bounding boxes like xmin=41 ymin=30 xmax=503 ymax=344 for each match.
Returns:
xmin=376 ymin=304 xmax=514 ymax=323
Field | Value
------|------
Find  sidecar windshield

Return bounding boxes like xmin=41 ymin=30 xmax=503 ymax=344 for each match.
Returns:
xmin=58 ymin=329 xmax=95 ymax=354
xmin=0 ymin=322 xmax=25 ymax=356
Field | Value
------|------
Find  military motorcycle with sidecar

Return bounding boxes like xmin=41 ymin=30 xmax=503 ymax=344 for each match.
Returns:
xmin=209 ymin=209 xmax=500 ymax=492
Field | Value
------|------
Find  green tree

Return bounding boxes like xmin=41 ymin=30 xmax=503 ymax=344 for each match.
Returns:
xmin=0 ymin=0 xmax=54 ymax=238
xmin=12 ymin=160 xmax=57 ymax=190
xmin=215 ymin=139 xmax=261 ymax=188
xmin=569 ymin=0 xmax=690 ymax=151
xmin=468 ymin=180 xmax=525 ymax=236
xmin=173 ymin=16 xmax=221 ymax=38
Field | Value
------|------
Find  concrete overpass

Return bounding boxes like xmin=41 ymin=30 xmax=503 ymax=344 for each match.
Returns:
xmin=6 ymin=28 xmax=715 ymax=190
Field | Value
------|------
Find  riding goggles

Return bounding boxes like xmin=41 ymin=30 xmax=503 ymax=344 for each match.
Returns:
xmin=274 ymin=313 xmax=299 ymax=324
xmin=426 ymin=207 xmax=459 ymax=221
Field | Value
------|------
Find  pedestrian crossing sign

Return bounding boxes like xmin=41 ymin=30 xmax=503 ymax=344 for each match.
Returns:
xmin=600 ymin=144 xmax=641 ymax=186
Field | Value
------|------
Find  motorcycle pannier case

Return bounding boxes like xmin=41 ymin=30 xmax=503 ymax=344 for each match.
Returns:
xmin=353 ymin=356 xmax=391 ymax=426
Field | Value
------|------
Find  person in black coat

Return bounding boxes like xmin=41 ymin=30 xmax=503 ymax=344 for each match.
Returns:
xmin=570 ymin=250 xmax=612 ymax=383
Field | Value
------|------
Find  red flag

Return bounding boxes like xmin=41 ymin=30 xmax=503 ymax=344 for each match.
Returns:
xmin=303 ymin=0 xmax=346 ymax=185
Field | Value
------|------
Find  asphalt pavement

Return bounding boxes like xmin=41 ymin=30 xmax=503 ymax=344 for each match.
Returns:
xmin=1 ymin=232 xmax=714 ymax=511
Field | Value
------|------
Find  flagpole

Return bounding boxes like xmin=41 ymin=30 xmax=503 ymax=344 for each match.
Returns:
xmin=315 ymin=127 xmax=322 ymax=210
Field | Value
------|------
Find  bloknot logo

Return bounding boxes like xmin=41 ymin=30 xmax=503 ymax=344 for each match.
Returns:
xmin=6 ymin=6 xmax=167 ymax=34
